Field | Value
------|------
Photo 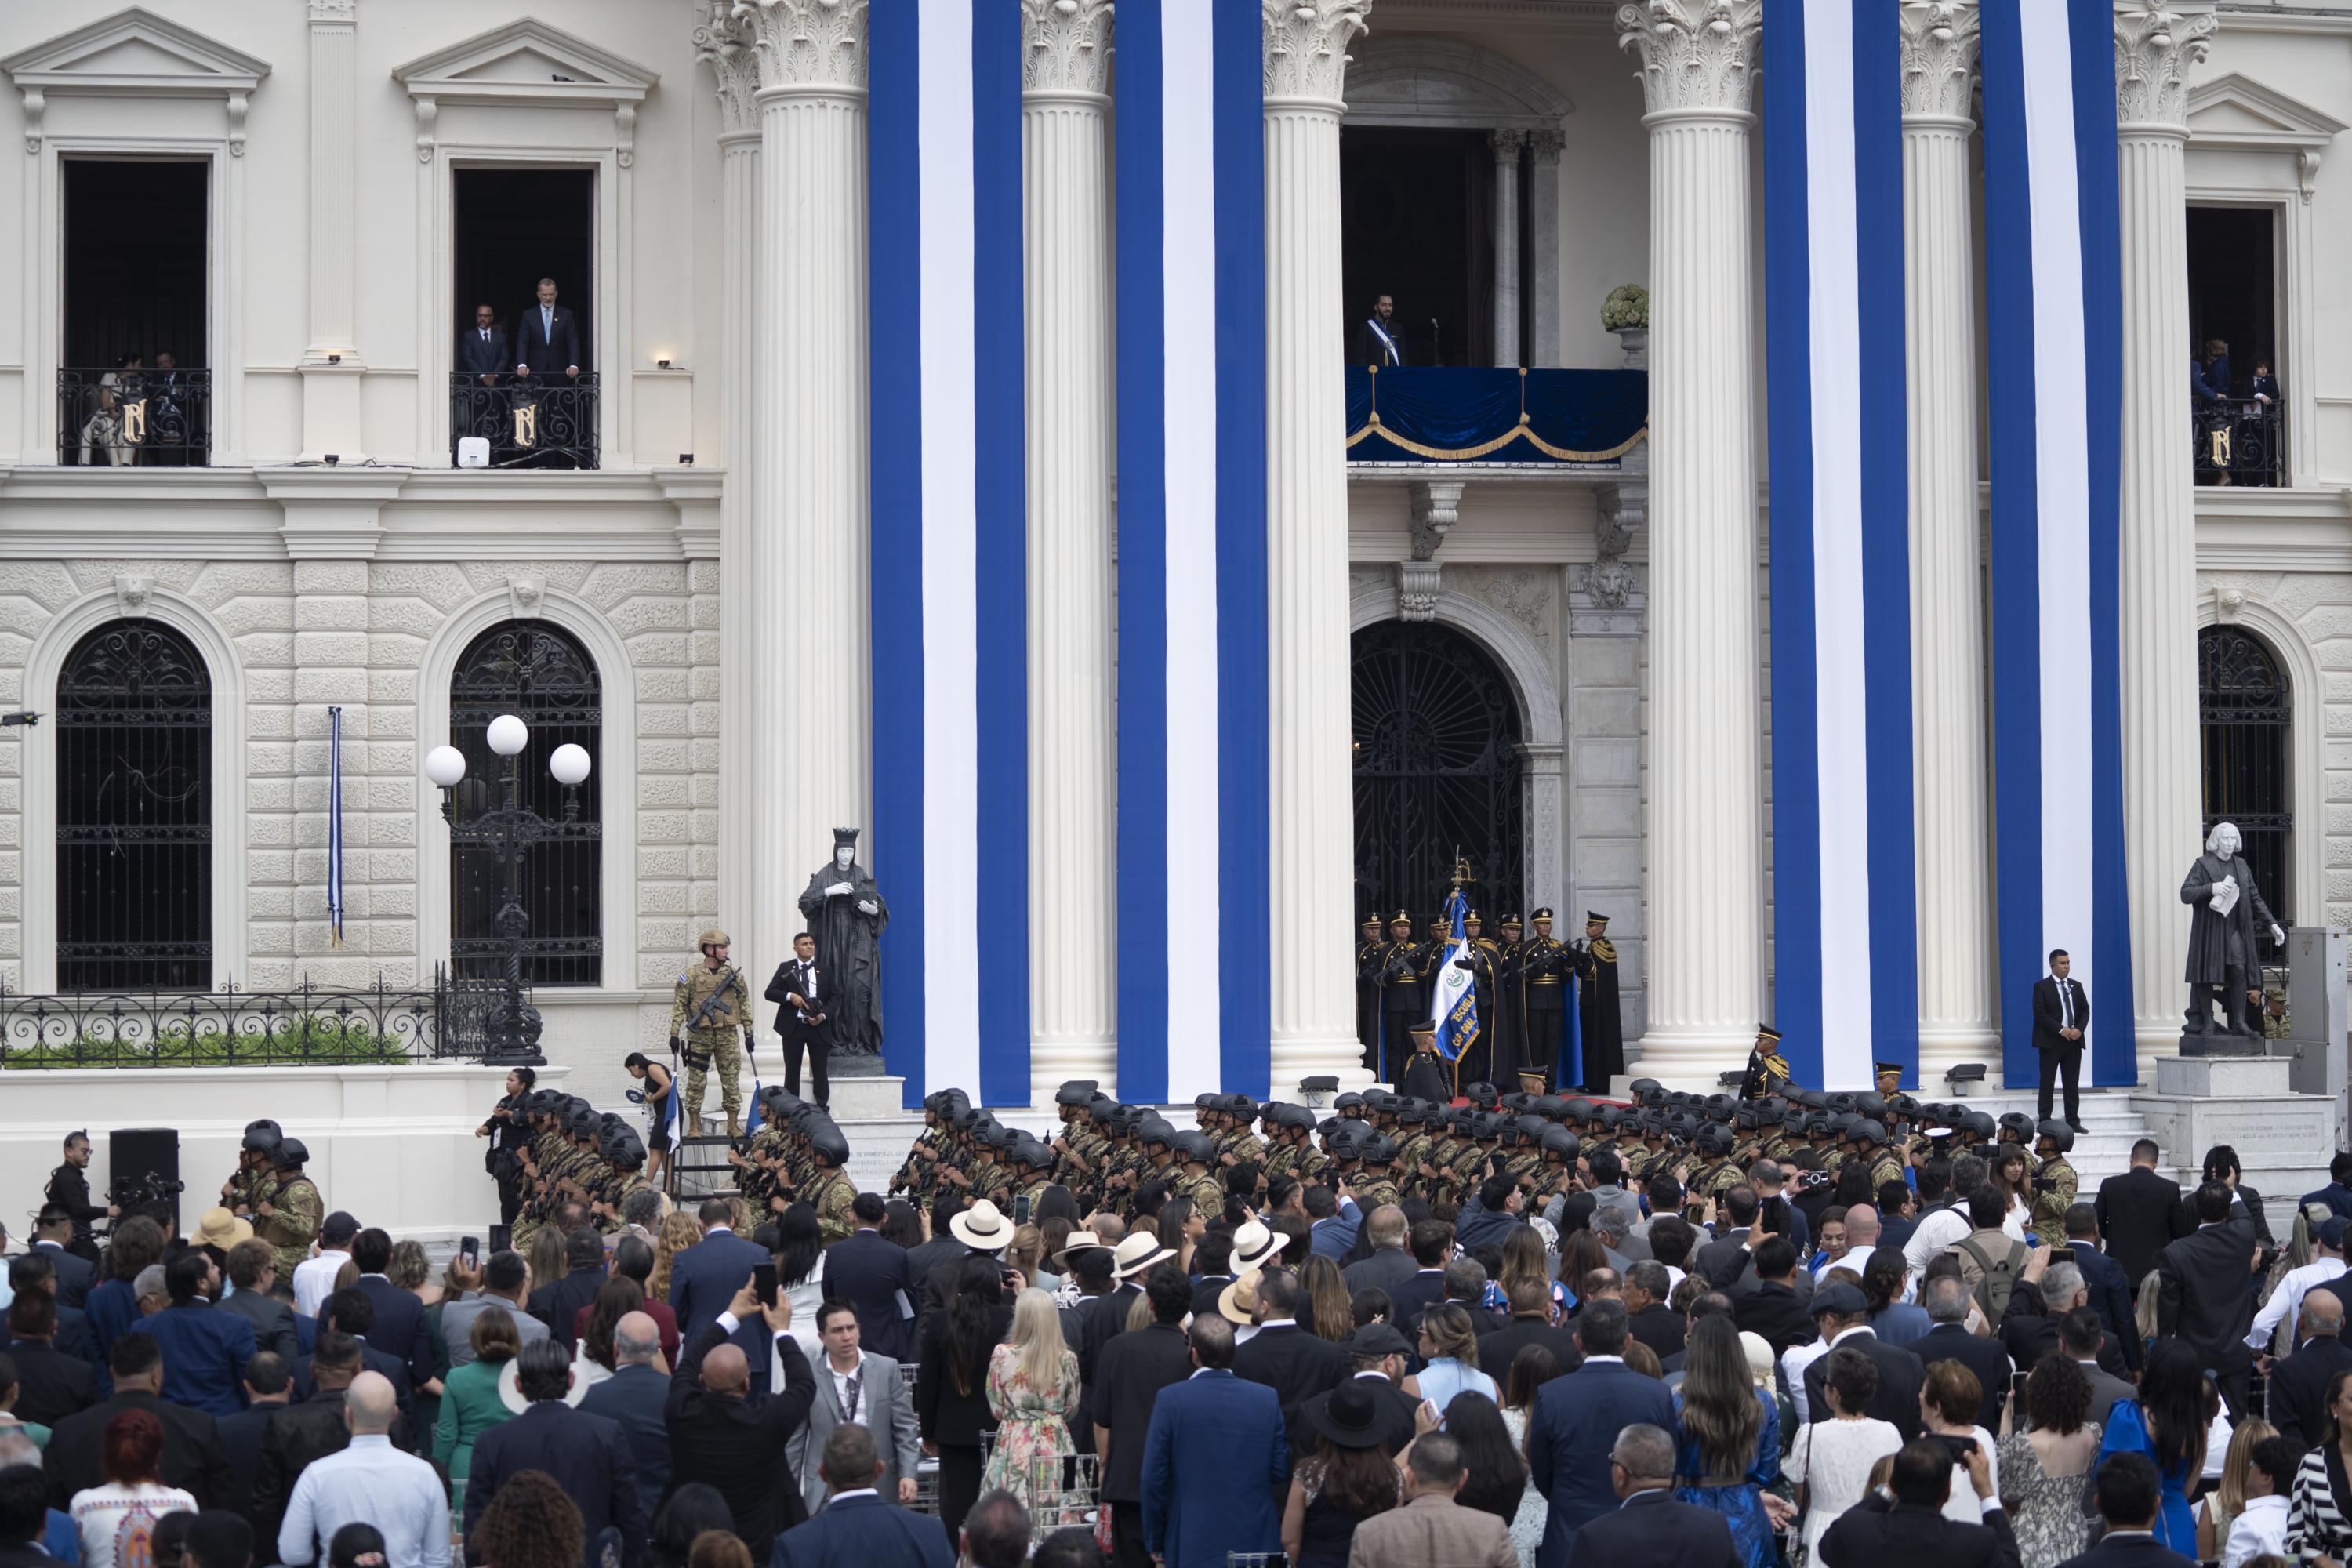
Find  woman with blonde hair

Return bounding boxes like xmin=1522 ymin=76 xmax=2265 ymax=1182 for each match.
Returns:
xmin=524 ymin=1226 xmax=565 ymax=1304
xmin=1007 ymin=1224 xmax=1047 ymax=1289
xmin=387 ymin=1240 xmax=439 ymax=1304
xmin=648 ymin=1210 xmax=701 ymax=1303
xmin=1496 ymin=1227 xmax=1566 ymax=1323
xmin=1404 ymin=1304 xmax=1496 ymax=1408
xmin=2198 ymin=1416 xmax=2278 ymax=1563
xmin=981 ymin=1287 xmax=1080 ymax=1518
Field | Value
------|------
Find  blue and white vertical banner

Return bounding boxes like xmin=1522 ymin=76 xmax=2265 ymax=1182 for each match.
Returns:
xmin=1114 ymin=0 xmax=1269 ymax=1104
xmin=1763 ymin=0 xmax=1917 ymax=1090
xmin=1429 ymin=891 xmax=1478 ymax=1067
xmin=869 ymin=0 xmax=1029 ymax=1109
xmin=1981 ymin=0 xmax=2135 ymax=1088
xmin=326 ymin=704 xmax=345 ymax=949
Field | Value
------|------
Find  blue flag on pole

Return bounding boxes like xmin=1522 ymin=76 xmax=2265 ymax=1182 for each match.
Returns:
xmin=1430 ymin=890 xmax=1479 ymax=1065
xmin=1557 ymin=971 xmax=1584 ymax=1092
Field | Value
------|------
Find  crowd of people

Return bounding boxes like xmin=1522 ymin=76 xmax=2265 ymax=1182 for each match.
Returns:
xmin=7 ymin=1077 xmax=2352 ymax=1568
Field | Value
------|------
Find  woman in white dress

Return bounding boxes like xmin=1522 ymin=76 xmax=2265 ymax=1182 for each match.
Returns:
xmin=1497 ymin=1342 xmax=1568 ymax=1568
xmin=770 ymin=1202 xmax=828 ymax=1378
xmin=1786 ymin=1346 xmax=1902 ymax=1563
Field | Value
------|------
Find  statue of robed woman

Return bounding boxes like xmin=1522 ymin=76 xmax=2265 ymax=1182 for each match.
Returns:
xmin=798 ymin=826 xmax=890 ymax=1055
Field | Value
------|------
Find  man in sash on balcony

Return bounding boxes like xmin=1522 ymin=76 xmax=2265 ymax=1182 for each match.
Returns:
xmin=1355 ymin=293 xmax=1405 ymax=368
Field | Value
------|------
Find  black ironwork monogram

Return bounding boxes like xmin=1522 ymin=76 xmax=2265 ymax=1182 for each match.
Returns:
xmin=450 ymin=622 xmax=604 ymax=986
xmin=1352 ymin=620 xmax=1525 ymax=926
xmin=56 ymin=621 xmax=212 ymax=990
xmin=2200 ymin=624 xmax=2293 ymax=927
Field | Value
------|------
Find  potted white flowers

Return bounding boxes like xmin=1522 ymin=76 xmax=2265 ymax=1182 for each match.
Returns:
xmin=1602 ymin=285 xmax=1648 ymax=368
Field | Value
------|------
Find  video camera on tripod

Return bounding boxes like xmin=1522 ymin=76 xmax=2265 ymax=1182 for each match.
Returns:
xmin=107 ymin=1167 xmax=186 ymax=1230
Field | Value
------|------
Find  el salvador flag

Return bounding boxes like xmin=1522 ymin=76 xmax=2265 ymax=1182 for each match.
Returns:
xmin=1431 ymin=890 xmax=1479 ymax=1067
xmin=1980 ymin=0 xmax=2135 ymax=1089
xmin=1114 ymin=0 xmax=1269 ymax=1105
xmin=869 ymin=0 xmax=1030 ymax=1109
xmin=1764 ymin=0 xmax=1918 ymax=1091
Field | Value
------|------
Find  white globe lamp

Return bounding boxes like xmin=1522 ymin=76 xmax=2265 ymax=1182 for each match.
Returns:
xmin=423 ymin=745 xmax=468 ymax=789
xmin=549 ymin=743 xmax=592 ymax=787
xmin=485 ymin=713 xmax=530 ymax=757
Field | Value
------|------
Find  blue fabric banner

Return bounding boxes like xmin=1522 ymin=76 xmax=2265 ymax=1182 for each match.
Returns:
xmin=1344 ymin=368 xmax=1647 ymax=465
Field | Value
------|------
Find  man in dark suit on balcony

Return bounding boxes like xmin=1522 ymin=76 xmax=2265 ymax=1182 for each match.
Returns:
xmin=1356 ymin=293 xmax=1405 ymax=368
xmin=517 ymin=279 xmax=581 ymax=379
xmin=458 ymin=303 xmax=510 ymax=448
xmin=460 ymin=303 xmax=510 ymax=382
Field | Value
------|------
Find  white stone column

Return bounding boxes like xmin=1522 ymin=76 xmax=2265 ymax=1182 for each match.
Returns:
xmin=1528 ymin=129 xmax=1564 ymax=368
xmin=2117 ymin=5 xmax=2215 ymax=1073
xmin=1020 ymin=0 xmax=1117 ymax=1104
xmin=300 ymin=0 xmax=364 ymax=460
xmin=693 ymin=4 xmax=764 ymax=956
xmin=1900 ymin=3 xmax=1997 ymax=1079
xmin=1265 ymin=0 xmax=1374 ymax=1094
xmin=1490 ymin=129 xmax=1524 ymax=367
xmin=743 ymin=0 xmax=870 ymax=990
xmin=1617 ymin=0 xmax=1764 ymax=1081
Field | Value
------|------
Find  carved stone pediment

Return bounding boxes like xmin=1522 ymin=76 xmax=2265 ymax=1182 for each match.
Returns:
xmin=392 ymin=17 xmax=659 ymax=110
xmin=2 ymin=6 xmax=270 ymax=97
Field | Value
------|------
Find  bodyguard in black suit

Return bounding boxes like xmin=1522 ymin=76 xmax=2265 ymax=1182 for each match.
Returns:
xmin=466 ymin=1341 xmax=645 ymax=1567
xmin=1563 ymin=1428 xmax=1741 ymax=1568
xmin=2097 ymin=1145 xmax=2193 ymax=1288
xmin=818 ymin=1197 xmax=920 ymax=1361
xmin=766 ymin=935 xmax=833 ymax=1106
xmin=2156 ymin=1184 xmax=2261 ymax=1419
xmin=2034 ymin=952 xmax=2091 ymax=1125
xmin=459 ymin=305 xmax=510 ymax=379
xmin=516 ymin=281 xmax=583 ymax=376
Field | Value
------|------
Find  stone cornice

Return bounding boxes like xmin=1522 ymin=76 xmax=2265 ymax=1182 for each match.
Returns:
xmin=1263 ymin=0 xmax=1373 ymax=108
xmin=1022 ymin=0 xmax=1113 ymax=99
xmin=2115 ymin=5 xmax=2216 ymax=133
xmin=744 ymin=0 xmax=869 ymax=96
xmin=1899 ymin=2 xmax=1979 ymax=124
xmin=1616 ymin=0 xmax=1762 ymax=119
xmin=692 ymin=2 xmax=763 ymax=135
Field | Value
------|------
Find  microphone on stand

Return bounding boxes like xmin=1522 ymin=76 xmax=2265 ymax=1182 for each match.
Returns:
xmin=1430 ymin=318 xmax=1441 ymax=366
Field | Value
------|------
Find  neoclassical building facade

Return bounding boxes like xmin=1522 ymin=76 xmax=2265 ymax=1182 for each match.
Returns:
xmin=0 ymin=0 xmax=2346 ymax=1112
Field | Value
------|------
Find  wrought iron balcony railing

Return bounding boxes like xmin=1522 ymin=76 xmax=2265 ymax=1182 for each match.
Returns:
xmin=448 ymin=371 xmax=601 ymax=469
xmin=2194 ymin=402 xmax=2285 ymax=487
xmin=0 ymin=967 xmax=518 ymax=1069
xmin=57 ymin=368 xmax=210 ymax=466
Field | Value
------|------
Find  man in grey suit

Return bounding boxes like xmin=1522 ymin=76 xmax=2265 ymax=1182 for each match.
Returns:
xmin=787 ymin=1298 xmax=920 ymax=1515
xmin=217 ymin=1240 xmax=300 ymax=1359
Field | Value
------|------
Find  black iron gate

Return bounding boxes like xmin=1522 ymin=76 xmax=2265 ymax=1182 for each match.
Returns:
xmin=2199 ymin=624 xmax=2293 ymax=927
xmin=449 ymin=621 xmax=604 ymax=986
xmin=56 ymin=620 xmax=212 ymax=991
xmin=1352 ymin=620 xmax=1525 ymax=923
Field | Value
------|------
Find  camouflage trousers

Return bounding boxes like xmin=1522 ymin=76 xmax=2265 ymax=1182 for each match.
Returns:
xmin=682 ymin=1027 xmax=745 ymax=1127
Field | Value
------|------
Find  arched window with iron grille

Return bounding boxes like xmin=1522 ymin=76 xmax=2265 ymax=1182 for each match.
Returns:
xmin=1352 ymin=620 xmax=1526 ymax=924
xmin=449 ymin=620 xmax=603 ymax=985
xmin=2198 ymin=623 xmax=2293 ymax=926
xmin=56 ymin=619 xmax=212 ymax=991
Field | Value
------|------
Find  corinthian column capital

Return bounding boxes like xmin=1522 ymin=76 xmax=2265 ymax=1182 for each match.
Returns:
xmin=692 ymin=2 xmax=764 ymax=135
xmin=1616 ymin=0 xmax=1762 ymax=119
xmin=1900 ymin=2 xmax=1980 ymax=123
xmin=1262 ymin=0 xmax=1372 ymax=110
xmin=1022 ymin=0 xmax=1113 ymax=99
xmin=742 ymin=0 xmax=869 ymax=95
xmin=2114 ymin=5 xmax=2215 ymax=134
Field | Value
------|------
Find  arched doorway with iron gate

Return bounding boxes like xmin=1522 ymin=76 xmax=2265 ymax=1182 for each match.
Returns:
xmin=1352 ymin=619 xmax=1526 ymax=924
xmin=2198 ymin=623 xmax=2293 ymax=927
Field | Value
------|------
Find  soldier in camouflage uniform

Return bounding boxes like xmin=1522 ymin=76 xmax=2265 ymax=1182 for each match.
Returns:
xmin=254 ymin=1138 xmax=323 ymax=1284
xmin=670 ymin=927 xmax=753 ymax=1137
xmin=1351 ymin=1135 xmax=1404 ymax=1210
xmin=1050 ymin=1082 xmax=1100 ymax=1192
xmin=221 ymin=1120 xmax=281 ymax=1218
xmin=1220 ymin=1097 xmax=1267 ymax=1170
xmin=1006 ymin=1138 xmax=1056 ymax=1220
xmin=594 ymin=1126 xmax=652 ymax=1232
xmin=807 ymin=1122 xmax=858 ymax=1245
xmin=2031 ymin=1120 xmax=2079 ymax=1238
xmin=1853 ymin=1120 xmax=1907 ymax=1195
xmin=1167 ymin=1131 xmax=1221 ymax=1216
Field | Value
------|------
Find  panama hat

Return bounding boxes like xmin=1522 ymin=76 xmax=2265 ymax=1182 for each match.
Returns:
xmin=1230 ymin=1220 xmax=1287 ymax=1272
xmin=1218 ymin=1271 xmax=1263 ymax=1327
xmin=192 ymin=1207 xmax=253 ymax=1250
xmin=1051 ymin=1230 xmax=1105 ymax=1266
xmin=1111 ymin=1232 xmax=1176 ymax=1280
xmin=949 ymin=1199 xmax=1016 ymax=1252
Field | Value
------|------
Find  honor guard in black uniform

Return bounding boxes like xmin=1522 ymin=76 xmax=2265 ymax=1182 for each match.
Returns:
xmin=1356 ymin=913 xmax=1386 ymax=1073
xmin=1573 ymin=911 xmax=1628 ymax=1093
xmin=1740 ymin=1024 xmax=1791 ymax=1101
xmin=1375 ymin=912 xmax=1428 ymax=1084
xmin=1515 ymin=909 xmax=1573 ymax=1094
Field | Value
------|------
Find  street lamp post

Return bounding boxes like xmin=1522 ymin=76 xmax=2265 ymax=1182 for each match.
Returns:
xmin=423 ymin=715 xmax=592 ymax=1065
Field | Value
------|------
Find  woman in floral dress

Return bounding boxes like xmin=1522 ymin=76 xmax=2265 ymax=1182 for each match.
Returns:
xmin=982 ymin=1287 xmax=1082 ymax=1523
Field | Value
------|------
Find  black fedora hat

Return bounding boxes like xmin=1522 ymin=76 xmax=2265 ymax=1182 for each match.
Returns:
xmin=1305 ymin=1377 xmax=1390 ymax=1450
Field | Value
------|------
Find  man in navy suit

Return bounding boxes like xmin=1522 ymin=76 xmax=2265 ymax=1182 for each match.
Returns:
xmin=2048 ymin=1453 xmax=2197 ymax=1567
xmin=464 ymin=1340 xmax=642 ymax=1567
xmin=769 ymin=1423 xmax=953 ymax=1568
xmin=670 ymin=1197 xmax=775 ymax=1393
xmin=459 ymin=303 xmax=509 ymax=381
xmin=125 ymin=1251 xmax=255 ymax=1418
xmin=577 ymin=1312 xmax=671 ymax=1523
xmin=818 ymin=1194 xmax=918 ymax=1361
xmin=1139 ymin=1315 xmax=1289 ymax=1568
xmin=1526 ymin=1298 xmax=1678 ymax=1566
xmin=350 ymin=1229 xmax=437 ymax=1386
xmin=2033 ymin=949 xmax=2091 ymax=1128
xmin=517 ymin=278 xmax=582 ymax=378
xmin=1564 ymin=1423 xmax=1739 ymax=1568
xmin=528 ymin=1227 xmax=609 ymax=1352
xmin=27 ymin=1208 xmax=97 ymax=1309
xmin=1383 ymin=1221 xmax=1455 ymax=1336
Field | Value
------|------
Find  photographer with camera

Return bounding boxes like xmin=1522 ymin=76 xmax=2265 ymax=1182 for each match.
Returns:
xmin=44 ymin=1132 xmax=118 ymax=1261
xmin=1816 ymin=1436 xmax=2020 ymax=1568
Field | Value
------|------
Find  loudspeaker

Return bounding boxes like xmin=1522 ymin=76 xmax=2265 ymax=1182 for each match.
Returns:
xmin=108 ymin=1127 xmax=182 ymax=1237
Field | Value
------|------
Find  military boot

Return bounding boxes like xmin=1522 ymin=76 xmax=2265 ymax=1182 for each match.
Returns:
xmin=727 ymin=1112 xmax=743 ymax=1139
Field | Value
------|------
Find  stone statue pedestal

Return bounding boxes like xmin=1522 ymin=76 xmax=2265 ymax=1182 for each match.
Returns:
xmin=829 ymin=1051 xmax=886 ymax=1079
xmin=2176 ymin=1025 xmax=2261 ymax=1058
